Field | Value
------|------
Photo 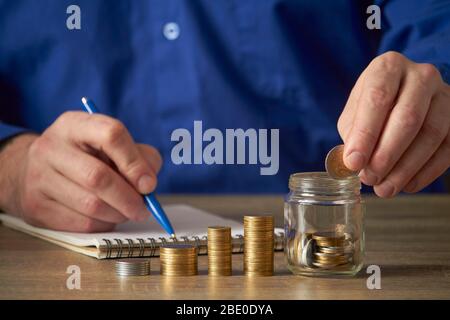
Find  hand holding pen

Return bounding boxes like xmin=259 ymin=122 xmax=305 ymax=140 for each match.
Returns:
xmin=82 ymin=97 xmax=175 ymax=237
xmin=2 ymin=104 xmax=168 ymax=233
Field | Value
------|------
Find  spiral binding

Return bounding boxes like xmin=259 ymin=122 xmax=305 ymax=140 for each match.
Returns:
xmin=103 ymin=239 xmax=113 ymax=259
xmin=181 ymin=236 xmax=190 ymax=245
xmin=114 ymin=239 xmax=123 ymax=258
xmin=148 ymin=237 xmax=156 ymax=256
xmin=100 ymin=231 xmax=285 ymax=259
xmin=137 ymin=238 xmax=145 ymax=257
xmin=126 ymin=239 xmax=134 ymax=258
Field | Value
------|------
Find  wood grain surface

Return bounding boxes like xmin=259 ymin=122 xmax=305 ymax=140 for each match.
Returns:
xmin=1 ymin=194 xmax=449 ymax=299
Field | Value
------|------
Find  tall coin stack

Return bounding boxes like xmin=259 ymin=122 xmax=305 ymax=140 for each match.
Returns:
xmin=244 ymin=216 xmax=274 ymax=276
xmin=160 ymin=244 xmax=198 ymax=276
xmin=312 ymin=232 xmax=352 ymax=269
xmin=208 ymin=226 xmax=232 ymax=276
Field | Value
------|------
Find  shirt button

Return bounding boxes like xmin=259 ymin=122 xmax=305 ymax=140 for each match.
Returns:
xmin=163 ymin=22 xmax=180 ymax=40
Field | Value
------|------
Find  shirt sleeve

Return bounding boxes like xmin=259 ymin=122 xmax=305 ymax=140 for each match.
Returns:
xmin=377 ymin=0 xmax=450 ymax=84
xmin=0 ymin=122 xmax=29 ymax=142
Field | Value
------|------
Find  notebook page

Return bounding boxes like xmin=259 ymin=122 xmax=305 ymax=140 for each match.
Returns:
xmin=0 ymin=205 xmax=244 ymax=248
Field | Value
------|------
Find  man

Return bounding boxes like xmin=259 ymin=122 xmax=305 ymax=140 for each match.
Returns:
xmin=0 ymin=1 xmax=449 ymax=232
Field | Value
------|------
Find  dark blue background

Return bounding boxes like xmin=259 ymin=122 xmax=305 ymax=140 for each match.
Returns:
xmin=0 ymin=0 xmax=449 ymax=193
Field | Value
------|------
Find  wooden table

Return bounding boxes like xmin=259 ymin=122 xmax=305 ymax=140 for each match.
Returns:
xmin=1 ymin=195 xmax=450 ymax=299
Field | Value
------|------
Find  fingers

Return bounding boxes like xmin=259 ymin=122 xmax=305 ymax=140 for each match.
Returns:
xmin=343 ymin=52 xmax=404 ymax=170
xmin=341 ymin=52 xmax=449 ymax=197
xmin=372 ymin=92 xmax=450 ymax=197
xmin=137 ymin=144 xmax=163 ymax=175
xmin=42 ymin=140 xmax=149 ymax=221
xmin=24 ymin=197 xmax=115 ymax=233
xmin=404 ymin=130 xmax=450 ymax=193
xmin=337 ymin=71 xmax=365 ymax=142
xmin=53 ymin=112 xmax=157 ymax=194
xmin=362 ymin=64 xmax=441 ymax=187
xmin=40 ymin=168 xmax=128 ymax=224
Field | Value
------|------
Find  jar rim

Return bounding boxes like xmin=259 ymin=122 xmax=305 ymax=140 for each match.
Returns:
xmin=289 ymin=172 xmax=361 ymax=193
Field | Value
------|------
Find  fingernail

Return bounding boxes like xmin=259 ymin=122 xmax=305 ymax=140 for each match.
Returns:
xmin=345 ymin=151 xmax=365 ymax=171
xmin=404 ymin=180 xmax=417 ymax=193
xmin=376 ymin=180 xmax=395 ymax=198
xmin=362 ymin=169 xmax=378 ymax=186
xmin=138 ymin=175 xmax=153 ymax=194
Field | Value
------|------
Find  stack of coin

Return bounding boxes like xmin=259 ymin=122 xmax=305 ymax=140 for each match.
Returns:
xmin=208 ymin=226 xmax=232 ymax=276
xmin=244 ymin=216 xmax=274 ymax=276
xmin=159 ymin=244 xmax=198 ymax=276
xmin=311 ymin=232 xmax=352 ymax=269
xmin=115 ymin=259 xmax=151 ymax=276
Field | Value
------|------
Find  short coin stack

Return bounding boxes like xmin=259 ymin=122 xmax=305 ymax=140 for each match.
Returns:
xmin=159 ymin=244 xmax=198 ymax=276
xmin=244 ymin=216 xmax=274 ymax=276
xmin=207 ymin=226 xmax=232 ymax=276
xmin=312 ymin=232 xmax=352 ymax=269
xmin=115 ymin=259 xmax=151 ymax=276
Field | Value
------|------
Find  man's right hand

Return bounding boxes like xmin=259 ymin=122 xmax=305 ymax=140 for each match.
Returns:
xmin=0 ymin=112 xmax=163 ymax=232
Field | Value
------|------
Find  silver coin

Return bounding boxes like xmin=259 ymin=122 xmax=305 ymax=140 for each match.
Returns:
xmin=300 ymin=233 xmax=312 ymax=249
xmin=115 ymin=259 xmax=150 ymax=276
xmin=300 ymin=239 xmax=315 ymax=268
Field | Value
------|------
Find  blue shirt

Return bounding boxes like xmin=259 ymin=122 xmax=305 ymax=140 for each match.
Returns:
xmin=0 ymin=0 xmax=449 ymax=193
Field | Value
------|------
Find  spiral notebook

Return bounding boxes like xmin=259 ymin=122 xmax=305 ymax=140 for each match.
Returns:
xmin=0 ymin=204 xmax=284 ymax=259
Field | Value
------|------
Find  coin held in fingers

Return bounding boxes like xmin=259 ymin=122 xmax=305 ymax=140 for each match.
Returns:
xmin=325 ymin=144 xmax=359 ymax=179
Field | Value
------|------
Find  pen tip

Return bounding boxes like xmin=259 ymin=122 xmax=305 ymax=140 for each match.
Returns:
xmin=170 ymin=233 xmax=176 ymax=239
xmin=81 ymin=97 xmax=88 ymax=104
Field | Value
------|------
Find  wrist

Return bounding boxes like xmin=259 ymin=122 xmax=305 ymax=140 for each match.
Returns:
xmin=0 ymin=133 xmax=38 ymax=214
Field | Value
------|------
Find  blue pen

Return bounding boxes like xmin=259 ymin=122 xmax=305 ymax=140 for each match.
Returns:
xmin=81 ymin=97 xmax=176 ymax=237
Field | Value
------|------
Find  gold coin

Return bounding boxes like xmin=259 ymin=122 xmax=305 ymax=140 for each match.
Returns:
xmin=244 ymin=215 xmax=274 ymax=221
xmin=160 ymin=248 xmax=197 ymax=257
xmin=314 ymin=251 xmax=345 ymax=258
xmin=160 ymin=271 xmax=198 ymax=276
xmin=243 ymin=215 xmax=274 ymax=276
xmin=314 ymin=259 xmax=349 ymax=266
xmin=208 ymin=227 xmax=232 ymax=238
xmin=159 ymin=244 xmax=198 ymax=276
xmin=313 ymin=262 xmax=345 ymax=269
xmin=208 ymin=226 xmax=231 ymax=231
xmin=325 ymin=144 xmax=358 ymax=179
xmin=314 ymin=255 xmax=348 ymax=262
xmin=208 ymin=226 xmax=232 ymax=276
xmin=318 ymin=246 xmax=351 ymax=254
xmin=312 ymin=232 xmax=345 ymax=241
xmin=313 ymin=232 xmax=347 ymax=247
xmin=209 ymin=255 xmax=232 ymax=259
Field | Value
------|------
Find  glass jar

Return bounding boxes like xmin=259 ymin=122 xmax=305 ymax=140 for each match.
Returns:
xmin=284 ymin=172 xmax=364 ymax=276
